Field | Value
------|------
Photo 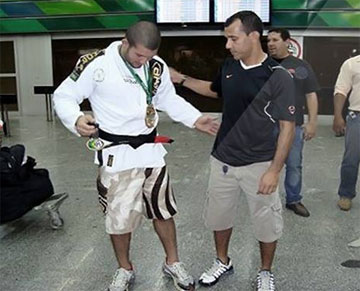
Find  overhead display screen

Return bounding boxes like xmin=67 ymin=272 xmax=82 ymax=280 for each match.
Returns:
xmin=156 ymin=0 xmax=210 ymax=23
xmin=214 ymin=0 xmax=270 ymax=23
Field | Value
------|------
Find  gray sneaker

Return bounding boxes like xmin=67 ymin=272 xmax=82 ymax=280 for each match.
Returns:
xmin=108 ymin=268 xmax=135 ymax=291
xmin=255 ymin=270 xmax=275 ymax=291
xmin=163 ymin=261 xmax=195 ymax=290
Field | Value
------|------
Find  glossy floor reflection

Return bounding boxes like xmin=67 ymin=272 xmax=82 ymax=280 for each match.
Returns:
xmin=0 ymin=114 xmax=359 ymax=291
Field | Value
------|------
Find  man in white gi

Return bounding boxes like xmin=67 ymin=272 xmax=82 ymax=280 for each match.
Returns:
xmin=54 ymin=21 xmax=218 ymax=291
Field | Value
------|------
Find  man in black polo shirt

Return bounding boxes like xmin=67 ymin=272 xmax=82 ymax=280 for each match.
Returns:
xmin=267 ymin=28 xmax=319 ymax=217
xmin=170 ymin=11 xmax=295 ymax=291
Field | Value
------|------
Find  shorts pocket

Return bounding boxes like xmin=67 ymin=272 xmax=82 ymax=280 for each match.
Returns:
xmin=271 ymin=203 xmax=283 ymax=235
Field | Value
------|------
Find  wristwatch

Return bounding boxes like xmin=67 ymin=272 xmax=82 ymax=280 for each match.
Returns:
xmin=179 ymin=75 xmax=187 ymax=86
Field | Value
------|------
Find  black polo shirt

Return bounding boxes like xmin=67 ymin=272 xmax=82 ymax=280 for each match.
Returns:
xmin=273 ymin=55 xmax=320 ymax=125
xmin=210 ymin=56 xmax=296 ymax=167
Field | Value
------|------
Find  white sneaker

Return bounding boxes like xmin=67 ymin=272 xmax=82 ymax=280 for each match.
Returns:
xmin=348 ymin=237 xmax=360 ymax=248
xmin=163 ymin=261 xmax=195 ymax=290
xmin=255 ymin=270 xmax=275 ymax=291
xmin=108 ymin=268 xmax=135 ymax=291
xmin=198 ymin=258 xmax=233 ymax=286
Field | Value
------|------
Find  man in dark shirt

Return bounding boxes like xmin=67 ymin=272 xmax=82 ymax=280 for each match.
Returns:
xmin=267 ymin=28 xmax=319 ymax=217
xmin=170 ymin=11 xmax=295 ymax=291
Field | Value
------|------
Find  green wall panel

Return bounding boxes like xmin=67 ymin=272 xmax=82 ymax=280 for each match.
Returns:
xmin=116 ymin=0 xmax=154 ymax=12
xmin=272 ymin=0 xmax=307 ymax=9
xmin=0 ymin=9 xmax=7 ymax=17
xmin=348 ymin=0 xmax=360 ymax=8
xmin=97 ymin=14 xmax=154 ymax=29
xmin=36 ymin=0 xmax=105 ymax=15
xmin=272 ymin=12 xmax=310 ymax=27
xmin=320 ymin=0 xmax=359 ymax=9
xmin=318 ymin=11 xmax=360 ymax=26
xmin=0 ymin=19 xmax=47 ymax=33
xmin=95 ymin=0 xmax=124 ymax=12
xmin=273 ymin=0 xmax=360 ymax=9
xmin=272 ymin=11 xmax=360 ymax=27
xmin=0 ymin=0 xmax=358 ymax=34
xmin=39 ymin=17 xmax=105 ymax=31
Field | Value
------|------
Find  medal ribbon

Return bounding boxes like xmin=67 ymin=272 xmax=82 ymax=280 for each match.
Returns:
xmin=120 ymin=51 xmax=153 ymax=105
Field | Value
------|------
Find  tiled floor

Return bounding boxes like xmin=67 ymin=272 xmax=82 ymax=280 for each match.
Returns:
xmin=0 ymin=114 xmax=359 ymax=291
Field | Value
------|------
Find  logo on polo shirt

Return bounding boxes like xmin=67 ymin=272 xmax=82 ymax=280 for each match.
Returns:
xmin=288 ymin=105 xmax=296 ymax=115
xmin=287 ymin=67 xmax=308 ymax=80
xmin=288 ymin=68 xmax=295 ymax=75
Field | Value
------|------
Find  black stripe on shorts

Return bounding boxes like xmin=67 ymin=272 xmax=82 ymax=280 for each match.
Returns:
xmin=151 ymin=166 xmax=166 ymax=220
xmin=165 ymin=175 xmax=177 ymax=216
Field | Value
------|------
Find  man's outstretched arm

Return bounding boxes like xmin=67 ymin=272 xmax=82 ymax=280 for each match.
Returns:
xmin=169 ymin=67 xmax=218 ymax=98
xmin=194 ymin=115 xmax=219 ymax=136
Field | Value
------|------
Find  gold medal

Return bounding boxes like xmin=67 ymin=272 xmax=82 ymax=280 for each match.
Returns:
xmin=145 ymin=104 xmax=156 ymax=128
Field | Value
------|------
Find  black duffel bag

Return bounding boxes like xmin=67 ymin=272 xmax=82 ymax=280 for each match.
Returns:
xmin=0 ymin=144 xmax=54 ymax=223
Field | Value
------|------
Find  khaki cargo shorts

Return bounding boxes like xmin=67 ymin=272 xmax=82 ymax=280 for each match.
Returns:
xmin=97 ymin=166 xmax=177 ymax=234
xmin=204 ymin=156 xmax=283 ymax=243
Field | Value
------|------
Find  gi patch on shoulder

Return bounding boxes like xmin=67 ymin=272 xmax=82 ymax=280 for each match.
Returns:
xmin=70 ymin=49 xmax=105 ymax=81
xmin=149 ymin=59 xmax=164 ymax=96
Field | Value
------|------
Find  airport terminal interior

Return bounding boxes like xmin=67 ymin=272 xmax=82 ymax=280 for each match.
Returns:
xmin=0 ymin=114 xmax=359 ymax=291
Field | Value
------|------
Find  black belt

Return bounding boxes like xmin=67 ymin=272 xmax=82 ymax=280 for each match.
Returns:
xmin=96 ymin=128 xmax=173 ymax=167
xmin=98 ymin=128 xmax=173 ymax=149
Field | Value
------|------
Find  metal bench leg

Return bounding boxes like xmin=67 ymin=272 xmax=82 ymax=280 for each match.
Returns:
xmin=4 ymin=105 xmax=10 ymax=136
xmin=34 ymin=192 xmax=69 ymax=229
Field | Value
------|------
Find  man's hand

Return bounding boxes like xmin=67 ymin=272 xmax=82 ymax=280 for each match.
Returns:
xmin=194 ymin=115 xmax=219 ymax=136
xmin=169 ymin=67 xmax=186 ymax=84
xmin=75 ymin=114 xmax=98 ymax=137
xmin=333 ymin=116 xmax=346 ymax=136
xmin=258 ymin=169 xmax=279 ymax=195
xmin=303 ymin=122 xmax=317 ymax=141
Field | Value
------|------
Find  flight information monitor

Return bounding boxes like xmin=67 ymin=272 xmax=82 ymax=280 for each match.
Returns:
xmin=155 ymin=0 xmax=211 ymax=24
xmin=214 ymin=0 xmax=270 ymax=23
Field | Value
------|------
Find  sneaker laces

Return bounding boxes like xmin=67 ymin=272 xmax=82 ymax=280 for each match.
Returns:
xmin=111 ymin=269 xmax=132 ymax=287
xmin=204 ymin=259 xmax=228 ymax=277
xmin=171 ymin=262 xmax=191 ymax=281
xmin=256 ymin=271 xmax=275 ymax=291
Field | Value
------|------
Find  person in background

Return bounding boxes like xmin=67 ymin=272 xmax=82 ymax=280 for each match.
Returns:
xmin=54 ymin=21 xmax=219 ymax=291
xmin=332 ymin=54 xmax=360 ymax=211
xmin=170 ymin=11 xmax=295 ymax=291
xmin=267 ymin=28 xmax=319 ymax=217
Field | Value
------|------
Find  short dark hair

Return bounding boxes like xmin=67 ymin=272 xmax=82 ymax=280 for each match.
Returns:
xmin=225 ymin=11 xmax=263 ymax=37
xmin=125 ymin=21 xmax=161 ymax=50
xmin=268 ymin=28 xmax=291 ymax=41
